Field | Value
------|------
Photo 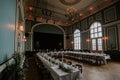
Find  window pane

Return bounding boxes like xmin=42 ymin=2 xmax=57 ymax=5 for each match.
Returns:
xmin=74 ymin=45 xmax=76 ymax=50
xmin=74 ymin=29 xmax=81 ymax=50
xmin=98 ymin=32 xmax=102 ymax=37
xmin=98 ymin=45 xmax=102 ymax=50
xmin=76 ymin=34 xmax=79 ymax=37
xmin=91 ymin=34 xmax=93 ymax=38
xmin=75 ymin=44 xmax=77 ymax=49
xmin=79 ymin=44 xmax=81 ymax=49
xmin=76 ymin=44 xmax=77 ymax=49
xmin=98 ymin=38 xmax=102 ymax=43
xmin=94 ymin=28 xmax=97 ymax=32
xmin=93 ymin=34 xmax=96 ymax=38
xmin=79 ymin=33 xmax=80 ymax=36
xmin=77 ymin=44 xmax=79 ymax=49
xmin=98 ymin=27 xmax=102 ymax=32
xmin=98 ymin=23 xmax=101 ymax=26
xmin=98 ymin=42 xmax=101 ymax=45
xmin=74 ymin=45 xmax=75 ymax=49
xmin=91 ymin=29 xmax=93 ymax=33
xmin=74 ymin=34 xmax=76 ymax=37
xmin=74 ymin=30 xmax=79 ymax=33
xmin=92 ymin=39 xmax=96 ymax=44
xmin=90 ymin=22 xmax=102 ymax=51
xmin=94 ymin=23 xmax=97 ymax=28
xmin=95 ymin=33 xmax=98 ymax=38
xmin=75 ymin=34 xmax=77 ymax=37
xmin=92 ymin=39 xmax=96 ymax=50
xmin=92 ymin=45 xmax=96 ymax=50
xmin=78 ymin=40 xmax=80 ymax=44
xmin=91 ymin=24 xmax=94 ymax=29
xmin=98 ymin=38 xmax=102 ymax=50
xmin=74 ymin=38 xmax=77 ymax=42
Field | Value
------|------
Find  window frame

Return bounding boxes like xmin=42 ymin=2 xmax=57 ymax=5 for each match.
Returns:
xmin=74 ymin=29 xmax=81 ymax=50
xmin=90 ymin=22 xmax=103 ymax=51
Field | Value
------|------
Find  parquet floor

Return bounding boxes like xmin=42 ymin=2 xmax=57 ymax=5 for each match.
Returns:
xmin=24 ymin=56 xmax=41 ymax=80
xmin=24 ymin=55 xmax=120 ymax=80
xmin=24 ymin=54 xmax=53 ymax=80
xmin=64 ymin=58 xmax=120 ymax=80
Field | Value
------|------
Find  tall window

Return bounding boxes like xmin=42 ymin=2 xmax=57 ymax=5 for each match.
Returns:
xmin=74 ymin=29 xmax=81 ymax=50
xmin=90 ymin=22 xmax=102 ymax=50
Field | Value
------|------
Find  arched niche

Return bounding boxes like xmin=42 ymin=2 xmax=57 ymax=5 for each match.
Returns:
xmin=31 ymin=23 xmax=66 ymax=51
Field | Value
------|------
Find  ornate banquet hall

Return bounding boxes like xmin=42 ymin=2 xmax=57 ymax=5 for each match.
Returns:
xmin=0 ymin=0 xmax=120 ymax=80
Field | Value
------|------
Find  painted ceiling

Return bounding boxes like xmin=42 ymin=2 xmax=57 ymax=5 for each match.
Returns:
xmin=24 ymin=0 xmax=118 ymax=26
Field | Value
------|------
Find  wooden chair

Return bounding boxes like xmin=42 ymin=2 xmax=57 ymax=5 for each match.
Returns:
xmin=76 ymin=64 xmax=82 ymax=73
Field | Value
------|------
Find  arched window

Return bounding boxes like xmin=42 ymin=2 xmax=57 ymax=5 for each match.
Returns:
xmin=90 ymin=22 xmax=102 ymax=51
xmin=74 ymin=29 xmax=81 ymax=50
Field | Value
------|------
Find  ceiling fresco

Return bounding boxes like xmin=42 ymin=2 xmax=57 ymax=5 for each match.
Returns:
xmin=24 ymin=0 xmax=119 ymax=26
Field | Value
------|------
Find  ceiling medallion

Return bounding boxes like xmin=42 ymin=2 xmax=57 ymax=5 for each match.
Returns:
xmin=60 ymin=0 xmax=81 ymax=5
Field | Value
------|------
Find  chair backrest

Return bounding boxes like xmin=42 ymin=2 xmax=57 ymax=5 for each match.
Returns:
xmin=67 ymin=61 xmax=72 ymax=65
xmin=75 ymin=64 xmax=82 ymax=73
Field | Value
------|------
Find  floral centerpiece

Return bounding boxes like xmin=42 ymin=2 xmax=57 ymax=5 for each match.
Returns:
xmin=59 ymin=62 xmax=72 ymax=72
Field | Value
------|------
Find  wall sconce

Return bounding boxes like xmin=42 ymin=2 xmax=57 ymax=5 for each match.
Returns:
xmin=28 ymin=6 xmax=33 ymax=11
xmin=18 ymin=21 xmax=24 ymax=32
xmin=71 ymin=41 xmax=74 ymax=49
xmin=23 ymin=36 xmax=26 ymax=42
xmin=86 ymin=39 xmax=90 ymax=42
xmin=71 ymin=41 xmax=74 ymax=44
xmin=86 ymin=39 xmax=90 ymax=50
xmin=103 ymin=36 xmax=108 ymax=40
xmin=19 ymin=25 xmax=24 ymax=32
xmin=103 ymin=36 xmax=108 ymax=51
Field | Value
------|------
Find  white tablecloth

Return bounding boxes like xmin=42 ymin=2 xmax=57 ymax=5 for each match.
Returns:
xmin=36 ymin=52 xmax=82 ymax=80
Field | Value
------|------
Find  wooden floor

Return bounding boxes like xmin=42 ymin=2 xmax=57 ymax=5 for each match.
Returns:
xmin=24 ymin=55 xmax=53 ymax=80
xmin=64 ymin=58 xmax=120 ymax=80
xmin=24 ymin=56 xmax=41 ymax=80
xmin=24 ymin=55 xmax=120 ymax=80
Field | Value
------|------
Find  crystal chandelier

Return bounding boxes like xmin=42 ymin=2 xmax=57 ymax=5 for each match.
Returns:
xmin=67 ymin=7 xmax=76 ymax=15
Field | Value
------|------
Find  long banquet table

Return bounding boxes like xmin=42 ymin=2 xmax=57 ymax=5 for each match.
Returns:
xmin=52 ymin=51 xmax=111 ymax=65
xmin=36 ymin=52 xmax=82 ymax=80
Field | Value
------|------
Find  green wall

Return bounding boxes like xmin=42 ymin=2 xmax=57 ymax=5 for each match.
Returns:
xmin=0 ymin=0 xmax=16 ymax=64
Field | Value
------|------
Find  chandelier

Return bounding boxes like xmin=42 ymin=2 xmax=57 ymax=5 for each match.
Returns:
xmin=67 ymin=7 xmax=76 ymax=15
xmin=66 ymin=7 xmax=77 ymax=21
